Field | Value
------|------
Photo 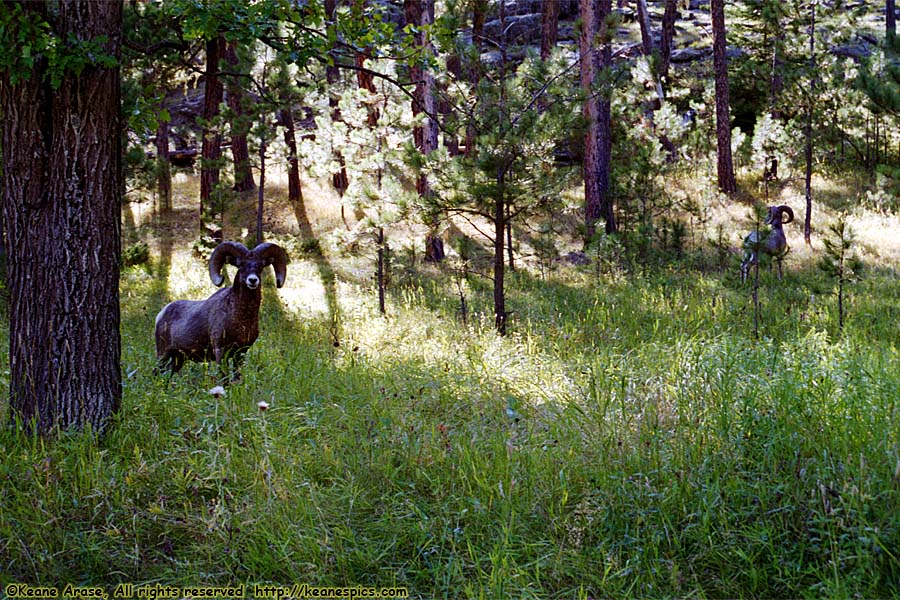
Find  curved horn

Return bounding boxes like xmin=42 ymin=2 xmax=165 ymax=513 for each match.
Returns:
xmin=208 ymin=242 xmax=249 ymax=287
xmin=253 ymin=242 xmax=289 ymax=288
xmin=778 ymin=205 xmax=794 ymax=224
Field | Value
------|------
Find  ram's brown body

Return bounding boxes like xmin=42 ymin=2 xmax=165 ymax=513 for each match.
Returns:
xmin=155 ymin=242 xmax=287 ymax=377
xmin=741 ymin=205 xmax=793 ymax=283
xmin=156 ymin=286 xmax=261 ymax=369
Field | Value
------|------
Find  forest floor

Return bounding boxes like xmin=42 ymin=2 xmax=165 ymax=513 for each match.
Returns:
xmin=2 ymin=169 xmax=900 ymax=598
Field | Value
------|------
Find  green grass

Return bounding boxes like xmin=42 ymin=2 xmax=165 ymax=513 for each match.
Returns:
xmin=1 ymin=238 xmax=900 ymax=598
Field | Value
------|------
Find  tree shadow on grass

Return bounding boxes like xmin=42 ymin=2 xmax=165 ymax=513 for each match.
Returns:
xmin=119 ymin=208 xmax=183 ymax=376
xmin=292 ymin=198 xmax=343 ymax=347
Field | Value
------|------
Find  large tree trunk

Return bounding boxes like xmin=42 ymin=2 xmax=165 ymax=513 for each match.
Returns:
xmin=711 ymin=0 xmax=737 ymax=193
xmin=581 ymin=0 xmax=616 ymax=240
xmin=201 ymin=34 xmax=226 ymax=237
xmin=224 ymin=42 xmax=256 ymax=192
xmin=1 ymin=0 xmax=122 ymax=435
xmin=281 ymin=106 xmax=315 ymax=240
xmin=581 ymin=0 xmax=601 ymax=239
xmin=405 ymin=0 xmax=444 ymax=262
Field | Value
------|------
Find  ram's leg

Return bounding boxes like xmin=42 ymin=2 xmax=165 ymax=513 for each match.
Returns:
xmin=777 ymin=258 xmax=783 ymax=279
xmin=154 ymin=351 xmax=184 ymax=377
xmin=212 ymin=346 xmax=230 ymax=384
xmin=740 ymin=251 xmax=756 ymax=284
xmin=227 ymin=348 xmax=247 ymax=383
xmin=211 ymin=347 xmax=244 ymax=384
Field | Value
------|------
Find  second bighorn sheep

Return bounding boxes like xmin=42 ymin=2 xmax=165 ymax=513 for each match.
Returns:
xmin=740 ymin=204 xmax=793 ymax=283
xmin=155 ymin=241 xmax=289 ymax=378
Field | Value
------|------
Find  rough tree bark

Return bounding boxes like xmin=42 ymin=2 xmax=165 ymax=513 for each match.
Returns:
xmin=201 ymin=34 xmax=226 ymax=236
xmin=711 ymin=0 xmax=737 ymax=193
xmin=0 ymin=0 xmax=122 ymax=435
xmin=405 ymin=0 xmax=444 ymax=261
xmin=581 ymin=0 xmax=616 ymax=239
xmin=224 ymin=42 xmax=256 ymax=192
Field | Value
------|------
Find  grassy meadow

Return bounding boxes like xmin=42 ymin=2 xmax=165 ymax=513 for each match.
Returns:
xmin=1 ymin=172 xmax=900 ymax=598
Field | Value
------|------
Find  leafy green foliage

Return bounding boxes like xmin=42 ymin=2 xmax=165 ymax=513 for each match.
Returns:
xmin=122 ymin=242 xmax=150 ymax=268
xmin=0 ymin=4 xmax=48 ymax=84
xmin=0 ymin=4 xmax=117 ymax=89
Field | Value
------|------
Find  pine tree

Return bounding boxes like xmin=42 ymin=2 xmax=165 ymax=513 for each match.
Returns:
xmin=819 ymin=216 xmax=863 ymax=333
xmin=423 ymin=31 xmax=576 ymax=334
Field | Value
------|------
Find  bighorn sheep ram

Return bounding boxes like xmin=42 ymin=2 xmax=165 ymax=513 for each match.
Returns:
xmin=155 ymin=241 xmax=288 ymax=378
xmin=740 ymin=204 xmax=793 ymax=283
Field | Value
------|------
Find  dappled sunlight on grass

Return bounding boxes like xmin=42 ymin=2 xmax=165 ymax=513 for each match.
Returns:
xmin=273 ymin=259 xmax=332 ymax=318
xmin=847 ymin=210 xmax=900 ymax=265
xmin=163 ymin=248 xmax=211 ymax=301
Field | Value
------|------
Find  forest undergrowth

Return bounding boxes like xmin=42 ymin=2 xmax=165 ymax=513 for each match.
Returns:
xmin=1 ymin=174 xmax=900 ymax=599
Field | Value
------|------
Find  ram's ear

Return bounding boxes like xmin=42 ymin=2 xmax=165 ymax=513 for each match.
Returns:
xmin=209 ymin=242 xmax=249 ymax=286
